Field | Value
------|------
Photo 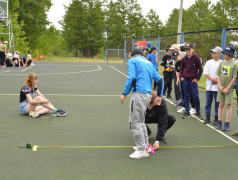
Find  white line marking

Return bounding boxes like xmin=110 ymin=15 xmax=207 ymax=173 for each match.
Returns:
xmin=0 ymin=66 xmax=101 ymax=76
xmin=0 ymin=70 xmax=10 ymax=73
xmin=112 ymin=66 xmax=238 ymax=145
xmin=111 ymin=66 xmax=128 ymax=77
xmin=22 ymin=67 xmax=32 ymax=72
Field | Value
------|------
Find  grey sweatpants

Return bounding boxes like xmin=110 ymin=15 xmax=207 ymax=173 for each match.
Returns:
xmin=129 ymin=92 xmax=152 ymax=151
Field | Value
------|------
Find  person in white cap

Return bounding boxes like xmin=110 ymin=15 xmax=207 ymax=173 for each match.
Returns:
xmin=203 ymin=47 xmax=222 ymax=125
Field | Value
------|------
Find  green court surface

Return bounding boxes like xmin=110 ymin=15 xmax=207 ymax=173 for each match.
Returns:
xmin=0 ymin=61 xmax=238 ymax=180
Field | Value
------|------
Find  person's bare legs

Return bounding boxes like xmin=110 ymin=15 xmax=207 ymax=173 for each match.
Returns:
xmin=218 ymin=102 xmax=225 ymax=121
xmin=226 ymin=103 xmax=232 ymax=123
xmin=26 ymin=96 xmax=55 ymax=115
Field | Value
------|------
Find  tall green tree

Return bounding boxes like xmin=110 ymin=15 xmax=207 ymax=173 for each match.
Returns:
xmin=145 ymin=9 xmax=163 ymax=36
xmin=62 ymin=0 xmax=105 ymax=57
xmin=106 ymin=0 xmax=145 ymax=49
xmin=17 ymin=0 xmax=52 ymax=50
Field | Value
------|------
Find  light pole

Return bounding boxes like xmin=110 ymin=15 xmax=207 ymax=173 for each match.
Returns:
xmin=177 ymin=0 xmax=183 ymax=44
xmin=106 ymin=26 xmax=109 ymax=63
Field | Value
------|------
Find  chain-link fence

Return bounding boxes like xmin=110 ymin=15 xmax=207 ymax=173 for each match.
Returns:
xmin=124 ymin=28 xmax=238 ymax=64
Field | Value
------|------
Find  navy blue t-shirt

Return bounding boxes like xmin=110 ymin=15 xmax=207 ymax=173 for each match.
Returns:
xmin=19 ymin=85 xmax=37 ymax=102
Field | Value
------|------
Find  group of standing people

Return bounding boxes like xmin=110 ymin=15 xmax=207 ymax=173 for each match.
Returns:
xmin=166 ymin=43 xmax=238 ymax=134
xmin=121 ymin=41 xmax=238 ymax=159
xmin=0 ymin=40 xmax=32 ymax=68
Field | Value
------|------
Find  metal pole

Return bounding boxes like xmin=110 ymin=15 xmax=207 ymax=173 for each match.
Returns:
xmin=132 ymin=38 xmax=134 ymax=51
xmin=157 ymin=36 xmax=161 ymax=67
xmin=124 ymin=38 xmax=126 ymax=63
xmin=177 ymin=0 xmax=183 ymax=44
xmin=106 ymin=26 xmax=109 ymax=63
xmin=221 ymin=29 xmax=227 ymax=60
xmin=181 ymin=33 xmax=184 ymax=44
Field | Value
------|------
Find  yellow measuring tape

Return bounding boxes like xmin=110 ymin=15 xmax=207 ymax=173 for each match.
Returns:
xmin=31 ymin=145 xmax=238 ymax=152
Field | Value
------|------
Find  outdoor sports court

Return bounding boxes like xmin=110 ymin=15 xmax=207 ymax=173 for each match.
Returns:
xmin=0 ymin=61 xmax=238 ymax=179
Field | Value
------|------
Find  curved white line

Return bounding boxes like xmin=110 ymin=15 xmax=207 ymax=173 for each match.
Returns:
xmin=0 ymin=66 xmax=101 ymax=76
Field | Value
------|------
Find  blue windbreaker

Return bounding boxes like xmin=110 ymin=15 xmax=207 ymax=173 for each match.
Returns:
xmin=122 ymin=56 xmax=164 ymax=96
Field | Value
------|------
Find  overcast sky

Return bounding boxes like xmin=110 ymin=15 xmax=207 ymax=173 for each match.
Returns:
xmin=47 ymin=0 xmax=219 ymax=30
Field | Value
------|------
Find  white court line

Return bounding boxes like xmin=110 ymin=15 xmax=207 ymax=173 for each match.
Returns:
xmin=110 ymin=66 xmax=128 ymax=77
xmin=111 ymin=66 xmax=238 ymax=145
xmin=22 ymin=67 xmax=32 ymax=72
xmin=0 ymin=66 xmax=101 ymax=76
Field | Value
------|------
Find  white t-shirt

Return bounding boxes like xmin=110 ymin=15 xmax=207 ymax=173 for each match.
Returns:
xmin=203 ymin=59 xmax=222 ymax=91
xmin=27 ymin=54 xmax=32 ymax=60
xmin=7 ymin=53 xmax=13 ymax=59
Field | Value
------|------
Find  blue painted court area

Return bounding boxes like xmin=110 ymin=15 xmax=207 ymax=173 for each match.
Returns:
xmin=0 ymin=61 xmax=238 ymax=180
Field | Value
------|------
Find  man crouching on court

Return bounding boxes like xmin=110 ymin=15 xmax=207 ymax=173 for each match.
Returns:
xmin=120 ymin=49 xmax=164 ymax=159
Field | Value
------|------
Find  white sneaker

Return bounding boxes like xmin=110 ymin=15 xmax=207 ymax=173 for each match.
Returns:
xmin=133 ymin=145 xmax=152 ymax=153
xmin=189 ymin=108 xmax=196 ymax=115
xmin=177 ymin=107 xmax=186 ymax=114
xmin=29 ymin=111 xmax=33 ymax=117
xmin=177 ymin=106 xmax=183 ymax=111
xmin=32 ymin=112 xmax=40 ymax=118
xmin=129 ymin=150 xmax=149 ymax=159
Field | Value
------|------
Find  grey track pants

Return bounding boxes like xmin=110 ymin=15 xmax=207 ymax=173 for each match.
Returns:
xmin=129 ymin=92 xmax=152 ymax=151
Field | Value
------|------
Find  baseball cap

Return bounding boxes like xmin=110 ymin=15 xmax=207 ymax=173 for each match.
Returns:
xmin=146 ymin=43 xmax=151 ymax=48
xmin=171 ymin=51 xmax=180 ymax=59
xmin=210 ymin=46 xmax=222 ymax=53
xmin=134 ymin=43 xmax=138 ymax=47
xmin=221 ymin=46 xmax=236 ymax=57
xmin=4 ymin=41 xmax=8 ymax=44
xmin=184 ymin=42 xmax=194 ymax=49
xmin=131 ymin=49 xmax=143 ymax=57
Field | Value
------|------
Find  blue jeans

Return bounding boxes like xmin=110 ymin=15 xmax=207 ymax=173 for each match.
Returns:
xmin=205 ymin=91 xmax=219 ymax=118
xmin=183 ymin=80 xmax=200 ymax=113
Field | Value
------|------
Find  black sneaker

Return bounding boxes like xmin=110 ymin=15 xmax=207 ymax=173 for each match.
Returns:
xmin=213 ymin=116 xmax=218 ymax=126
xmin=52 ymin=109 xmax=67 ymax=117
xmin=182 ymin=112 xmax=190 ymax=119
xmin=204 ymin=116 xmax=210 ymax=124
xmin=167 ymin=94 xmax=172 ymax=99
xmin=196 ymin=112 xmax=204 ymax=120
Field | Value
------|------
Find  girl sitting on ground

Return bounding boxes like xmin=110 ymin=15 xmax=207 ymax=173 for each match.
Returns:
xmin=19 ymin=73 xmax=67 ymax=118
xmin=12 ymin=51 xmax=21 ymax=67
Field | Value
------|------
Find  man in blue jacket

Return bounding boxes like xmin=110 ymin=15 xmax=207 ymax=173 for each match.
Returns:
xmin=120 ymin=48 xmax=164 ymax=159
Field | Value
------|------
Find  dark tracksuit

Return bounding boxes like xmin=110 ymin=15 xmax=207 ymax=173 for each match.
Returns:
xmin=145 ymin=98 xmax=176 ymax=142
xmin=161 ymin=54 xmax=174 ymax=96
xmin=180 ymin=53 xmax=203 ymax=114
